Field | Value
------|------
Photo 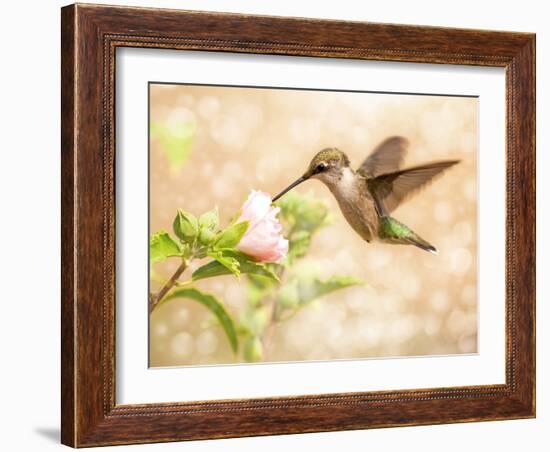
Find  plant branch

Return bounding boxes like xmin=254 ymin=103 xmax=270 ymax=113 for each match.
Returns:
xmin=260 ymin=266 xmax=286 ymax=359
xmin=261 ymin=298 xmax=278 ymax=360
xmin=150 ymin=259 xmax=188 ymax=313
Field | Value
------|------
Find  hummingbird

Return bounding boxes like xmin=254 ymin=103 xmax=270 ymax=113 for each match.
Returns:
xmin=272 ymin=137 xmax=459 ymax=254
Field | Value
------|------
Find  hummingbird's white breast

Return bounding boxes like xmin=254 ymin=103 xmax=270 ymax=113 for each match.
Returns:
xmin=326 ymin=167 xmax=377 ymax=243
xmin=336 ymin=167 xmax=357 ymax=197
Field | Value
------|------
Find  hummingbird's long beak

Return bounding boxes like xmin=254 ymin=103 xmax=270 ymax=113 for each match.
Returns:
xmin=272 ymin=176 xmax=308 ymax=202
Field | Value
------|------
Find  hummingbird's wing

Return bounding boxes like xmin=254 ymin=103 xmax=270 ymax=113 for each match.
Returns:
xmin=357 ymin=136 xmax=408 ymax=178
xmin=367 ymin=160 xmax=460 ymax=214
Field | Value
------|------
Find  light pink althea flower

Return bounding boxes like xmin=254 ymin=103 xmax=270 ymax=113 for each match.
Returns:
xmin=236 ymin=190 xmax=289 ymax=263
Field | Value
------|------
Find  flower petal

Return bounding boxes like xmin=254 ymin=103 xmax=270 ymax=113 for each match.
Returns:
xmin=235 ymin=190 xmax=289 ymax=263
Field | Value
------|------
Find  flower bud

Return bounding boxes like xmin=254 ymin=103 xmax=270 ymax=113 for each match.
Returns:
xmin=173 ymin=209 xmax=198 ymax=243
xmin=199 ymin=208 xmax=219 ymax=231
xmin=198 ymin=227 xmax=216 ymax=246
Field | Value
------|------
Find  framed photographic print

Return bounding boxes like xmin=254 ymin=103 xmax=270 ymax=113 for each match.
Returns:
xmin=61 ymin=3 xmax=535 ymax=447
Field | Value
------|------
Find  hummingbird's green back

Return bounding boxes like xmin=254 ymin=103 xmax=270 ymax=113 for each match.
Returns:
xmin=379 ymin=216 xmax=413 ymax=240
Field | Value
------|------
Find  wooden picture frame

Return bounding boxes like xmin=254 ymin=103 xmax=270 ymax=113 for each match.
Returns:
xmin=61 ymin=3 xmax=535 ymax=447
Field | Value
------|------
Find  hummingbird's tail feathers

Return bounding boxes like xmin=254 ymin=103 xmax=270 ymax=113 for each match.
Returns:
xmin=405 ymin=236 xmax=438 ymax=255
xmin=378 ymin=216 xmax=438 ymax=254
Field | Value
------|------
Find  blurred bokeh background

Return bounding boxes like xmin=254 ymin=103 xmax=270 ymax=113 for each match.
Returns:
xmin=149 ymin=83 xmax=477 ymax=367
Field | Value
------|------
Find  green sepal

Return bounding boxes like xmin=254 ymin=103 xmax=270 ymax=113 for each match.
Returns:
xmin=213 ymin=221 xmax=249 ymax=249
xmin=198 ymin=228 xmax=216 ymax=246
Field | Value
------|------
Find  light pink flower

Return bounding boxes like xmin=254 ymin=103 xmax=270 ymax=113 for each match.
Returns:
xmin=236 ymin=190 xmax=288 ymax=263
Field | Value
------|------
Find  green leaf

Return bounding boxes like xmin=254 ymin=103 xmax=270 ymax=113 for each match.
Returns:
xmin=276 ymin=281 xmax=300 ymax=309
xmin=207 ymin=250 xmax=241 ymax=277
xmin=151 ymin=121 xmax=195 ymax=172
xmin=199 ymin=208 xmax=219 ymax=231
xmin=247 ymin=269 xmax=279 ymax=290
xmin=173 ymin=209 xmax=199 ymax=243
xmin=241 ymin=306 xmax=270 ymax=336
xmin=286 ymin=230 xmax=311 ymax=263
xmin=245 ymin=282 xmax=267 ymax=308
xmin=163 ymin=288 xmax=238 ymax=353
xmin=192 ymin=251 xmax=279 ymax=282
xmin=243 ymin=336 xmax=263 ymax=362
xmin=214 ymin=221 xmax=249 ymax=249
xmin=276 ymin=191 xmax=330 ymax=235
xmin=296 ymin=275 xmax=363 ymax=306
xmin=149 ymin=231 xmax=182 ymax=263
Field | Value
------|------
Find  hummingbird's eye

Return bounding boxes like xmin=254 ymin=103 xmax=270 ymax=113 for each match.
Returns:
xmin=316 ymin=162 xmax=327 ymax=173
